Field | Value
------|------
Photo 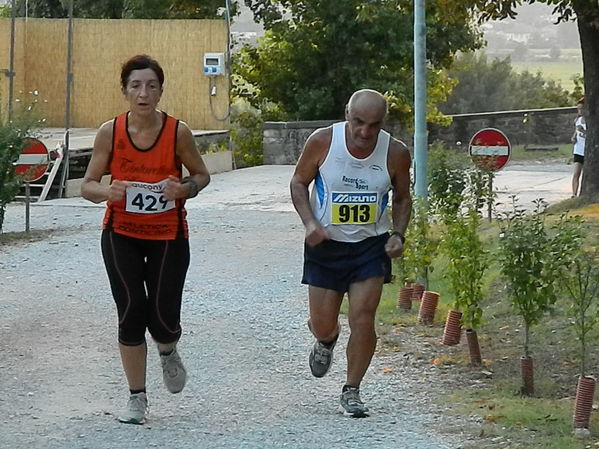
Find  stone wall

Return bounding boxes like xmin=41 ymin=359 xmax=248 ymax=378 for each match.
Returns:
xmin=262 ymin=107 xmax=578 ymax=165
xmin=262 ymin=120 xmax=336 ymax=165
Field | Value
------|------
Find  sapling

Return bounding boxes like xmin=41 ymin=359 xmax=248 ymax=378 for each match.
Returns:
xmin=497 ymin=197 xmax=582 ymax=395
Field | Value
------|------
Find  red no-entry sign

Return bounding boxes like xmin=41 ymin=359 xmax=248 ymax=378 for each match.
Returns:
xmin=468 ymin=128 xmax=511 ymax=171
xmin=14 ymin=138 xmax=49 ymax=182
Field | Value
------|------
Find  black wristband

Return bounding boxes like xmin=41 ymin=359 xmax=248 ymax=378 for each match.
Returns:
xmin=390 ymin=231 xmax=405 ymax=244
xmin=181 ymin=176 xmax=200 ymax=199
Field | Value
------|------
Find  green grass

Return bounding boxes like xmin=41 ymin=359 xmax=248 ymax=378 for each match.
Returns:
xmin=510 ymin=143 xmax=573 ymax=163
xmin=0 ymin=229 xmax=47 ymax=245
xmin=375 ymin=203 xmax=599 ymax=447
xmin=511 ymin=60 xmax=583 ymax=92
xmin=447 ymin=387 xmax=599 ymax=448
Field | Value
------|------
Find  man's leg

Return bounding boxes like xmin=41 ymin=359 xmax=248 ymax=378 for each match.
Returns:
xmin=308 ymin=286 xmax=343 ymax=377
xmin=338 ymin=276 xmax=383 ymax=417
xmin=308 ymin=285 xmax=343 ymax=342
xmin=346 ymin=276 xmax=384 ymax=388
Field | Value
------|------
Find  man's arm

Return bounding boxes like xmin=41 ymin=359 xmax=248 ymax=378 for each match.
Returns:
xmin=385 ymin=138 xmax=412 ymax=258
xmin=289 ymin=127 xmax=331 ymax=246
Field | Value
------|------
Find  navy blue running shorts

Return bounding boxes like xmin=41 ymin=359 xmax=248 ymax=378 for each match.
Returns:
xmin=302 ymin=233 xmax=392 ymax=293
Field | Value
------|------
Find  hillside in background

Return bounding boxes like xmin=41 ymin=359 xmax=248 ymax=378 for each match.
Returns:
xmin=482 ymin=3 xmax=582 ymax=91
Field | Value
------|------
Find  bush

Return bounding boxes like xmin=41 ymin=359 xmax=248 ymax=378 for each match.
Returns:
xmin=401 ymin=198 xmax=440 ymax=288
xmin=230 ymin=97 xmax=283 ymax=168
xmin=0 ymin=95 xmax=42 ymax=231
xmin=230 ymin=100 xmax=265 ymax=168
xmin=428 ymin=142 xmax=469 ymax=220
xmin=0 ymin=122 xmax=37 ymax=231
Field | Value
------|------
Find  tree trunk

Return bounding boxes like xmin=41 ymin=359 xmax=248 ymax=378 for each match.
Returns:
xmin=524 ymin=321 xmax=530 ymax=358
xmin=575 ymin=2 xmax=599 ymax=199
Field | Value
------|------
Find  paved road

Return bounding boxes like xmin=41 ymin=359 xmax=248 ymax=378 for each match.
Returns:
xmin=0 ymin=163 xmax=572 ymax=449
xmin=1 ymin=166 xmax=473 ymax=449
xmin=492 ymin=161 xmax=572 ymax=211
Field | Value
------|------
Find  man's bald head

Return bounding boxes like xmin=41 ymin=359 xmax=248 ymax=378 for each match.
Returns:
xmin=344 ymin=89 xmax=388 ymax=152
xmin=346 ymin=89 xmax=388 ymax=118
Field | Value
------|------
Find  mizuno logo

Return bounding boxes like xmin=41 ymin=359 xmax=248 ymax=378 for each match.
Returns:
xmin=332 ymin=193 xmax=377 ymax=203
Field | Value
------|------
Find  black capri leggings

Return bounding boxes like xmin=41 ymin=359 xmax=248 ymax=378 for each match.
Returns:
xmin=101 ymin=230 xmax=190 ymax=346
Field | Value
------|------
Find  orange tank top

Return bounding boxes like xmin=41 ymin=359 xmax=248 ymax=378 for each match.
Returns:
xmin=102 ymin=111 xmax=189 ymax=240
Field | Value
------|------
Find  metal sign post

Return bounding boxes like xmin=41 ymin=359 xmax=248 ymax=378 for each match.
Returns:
xmin=25 ymin=182 xmax=30 ymax=232
xmin=59 ymin=0 xmax=74 ymax=198
xmin=488 ymin=176 xmax=493 ymax=222
xmin=413 ymin=0 xmax=428 ymax=201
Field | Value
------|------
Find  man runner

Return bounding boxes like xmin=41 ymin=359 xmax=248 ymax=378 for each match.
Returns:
xmin=290 ymin=89 xmax=412 ymax=417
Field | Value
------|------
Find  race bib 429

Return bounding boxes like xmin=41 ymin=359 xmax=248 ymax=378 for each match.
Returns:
xmin=125 ymin=179 xmax=175 ymax=214
xmin=331 ymin=192 xmax=378 ymax=225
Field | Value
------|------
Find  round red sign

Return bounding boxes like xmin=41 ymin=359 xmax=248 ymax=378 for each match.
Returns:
xmin=468 ymin=128 xmax=511 ymax=171
xmin=14 ymin=138 xmax=49 ymax=182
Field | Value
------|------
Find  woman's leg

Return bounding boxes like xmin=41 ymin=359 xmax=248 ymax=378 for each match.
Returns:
xmin=572 ymin=162 xmax=583 ymax=196
xmin=101 ymin=230 xmax=150 ymax=391
xmin=145 ymin=238 xmax=190 ymax=393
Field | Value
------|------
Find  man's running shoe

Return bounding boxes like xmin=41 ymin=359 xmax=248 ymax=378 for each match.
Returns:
xmin=340 ymin=386 xmax=369 ymax=418
xmin=117 ymin=392 xmax=148 ymax=425
xmin=308 ymin=334 xmax=338 ymax=378
xmin=160 ymin=347 xmax=187 ymax=393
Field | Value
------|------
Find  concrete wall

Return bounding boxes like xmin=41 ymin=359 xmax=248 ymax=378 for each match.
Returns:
xmin=263 ymin=120 xmax=336 ymax=165
xmin=64 ymin=130 xmax=232 ymax=198
xmin=65 ymin=151 xmax=233 ymax=198
xmin=262 ymin=107 xmax=578 ymax=165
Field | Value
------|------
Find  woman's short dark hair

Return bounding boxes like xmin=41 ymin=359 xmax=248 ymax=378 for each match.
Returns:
xmin=120 ymin=55 xmax=164 ymax=89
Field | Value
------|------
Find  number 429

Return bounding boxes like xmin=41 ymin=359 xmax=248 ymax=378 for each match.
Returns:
xmin=131 ymin=193 xmax=170 ymax=212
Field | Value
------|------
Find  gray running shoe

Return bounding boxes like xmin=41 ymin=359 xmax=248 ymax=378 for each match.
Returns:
xmin=160 ymin=348 xmax=187 ymax=393
xmin=340 ymin=387 xmax=369 ymax=417
xmin=117 ymin=392 xmax=148 ymax=425
xmin=309 ymin=335 xmax=338 ymax=378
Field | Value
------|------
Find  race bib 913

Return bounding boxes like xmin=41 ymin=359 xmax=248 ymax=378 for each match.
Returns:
xmin=125 ymin=179 xmax=175 ymax=214
xmin=331 ymin=192 xmax=378 ymax=225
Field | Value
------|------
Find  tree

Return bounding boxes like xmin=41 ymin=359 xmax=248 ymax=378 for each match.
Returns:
xmin=511 ymin=41 xmax=529 ymax=61
xmin=238 ymin=0 xmax=483 ymax=122
xmin=441 ymin=52 xmax=571 ymax=114
xmin=468 ymin=1 xmax=599 ymax=199
xmin=11 ymin=0 xmax=235 ymax=19
xmin=563 ymin=252 xmax=599 ymax=378
xmin=441 ymin=203 xmax=488 ymax=332
xmin=497 ymin=197 xmax=582 ymax=395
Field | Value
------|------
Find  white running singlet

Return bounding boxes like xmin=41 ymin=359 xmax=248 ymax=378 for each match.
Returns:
xmin=573 ymin=116 xmax=586 ymax=157
xmin=310 ymin=121 xmax=392 ymax=243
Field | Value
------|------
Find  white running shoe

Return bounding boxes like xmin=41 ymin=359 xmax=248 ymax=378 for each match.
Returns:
xmin=117 ymin=392 xmax=148 ymax=425
xmin=160 ymin=348 xmax=187 ymax=393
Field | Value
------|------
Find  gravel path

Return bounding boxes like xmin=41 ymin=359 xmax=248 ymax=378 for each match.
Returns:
xmin=0 ymin=166 xmax=476 ymax=449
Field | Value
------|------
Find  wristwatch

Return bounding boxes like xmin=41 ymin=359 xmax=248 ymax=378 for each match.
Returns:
xmin=181 ymin=176 xmax=200 ymax=198
xmin=390 ymin=231 xmax=405 ymax=244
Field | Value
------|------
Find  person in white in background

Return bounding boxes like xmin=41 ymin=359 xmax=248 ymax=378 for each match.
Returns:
xmin=571 ymin=97 xmax=586 ymax=197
